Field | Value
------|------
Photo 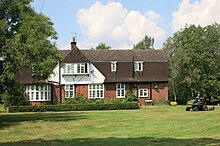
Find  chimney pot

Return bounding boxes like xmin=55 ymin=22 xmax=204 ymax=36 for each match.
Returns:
xmin=71 ymin=37 xmax=77 ymax=49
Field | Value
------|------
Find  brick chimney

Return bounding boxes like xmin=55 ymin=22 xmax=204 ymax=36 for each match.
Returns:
xmin=71 ymin=37 xmax=77 ymax=49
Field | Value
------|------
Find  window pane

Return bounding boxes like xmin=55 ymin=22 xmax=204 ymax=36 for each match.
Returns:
xmin=70 ymin=91 xmax=73 ymax=97
xmin=65 ymin=91 xmax=69 ymax=97
xmin=41 ymin=92 xmax=44 ymax=100
xmin=88 ymin=84 xmax=104 ymax=98
xmin=31 ymin=92 xmax=34 ymax=100
xmin=77 ymin=64 xmax=80 ymax=73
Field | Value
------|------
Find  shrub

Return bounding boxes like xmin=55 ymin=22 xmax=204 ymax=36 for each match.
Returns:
xmin=9 ymin=102 xmax=139 ymax=112
xmin=125 ymin=94 xmax=138 ymax=102
xmin=64 ymin=95 xmax=86 ymax=104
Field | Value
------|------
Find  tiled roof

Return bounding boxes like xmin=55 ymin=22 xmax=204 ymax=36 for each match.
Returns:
xmin=59 ymin=48 xmax=168 ymax=83
xmin=59 ymin=49 xmax=167 ymax=62
xmin=81 ymin=49 xmax=167 ymax=62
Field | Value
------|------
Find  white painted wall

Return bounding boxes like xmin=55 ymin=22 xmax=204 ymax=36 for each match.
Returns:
xmin=48 ymin=64 xmax=59 ymax=83
xmin=48 ymin=63 xmax=105 ymax=85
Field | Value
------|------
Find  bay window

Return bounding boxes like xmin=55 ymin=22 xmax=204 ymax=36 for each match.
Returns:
xmin=25 ymin=85 xmax=51 ymax=101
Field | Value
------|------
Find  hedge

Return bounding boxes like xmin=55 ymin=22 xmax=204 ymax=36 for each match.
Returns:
xmin=8 ymin=102 xmax=139 ymax=112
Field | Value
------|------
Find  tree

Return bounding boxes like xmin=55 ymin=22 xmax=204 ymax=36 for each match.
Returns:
xmin=94 ymin=42 xmax=111 ymax=50
xmin=133 ymin=35 xmax=154 ymax=50
xmin=163 ymin=24 xmax=220 ymax=103
xmin=0 ymin=0 xmax=60 ymax=105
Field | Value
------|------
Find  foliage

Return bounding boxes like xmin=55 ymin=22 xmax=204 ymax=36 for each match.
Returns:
xmin=64 ymin=95 xmax=86 ymax=104
xmin=152 ymin=99 xmax=169 ymax=105
xmin=64 ymin=94 xmax=138 ymax=105
xmin=163 ymin=24 xmax=220 ymax=102
xmin=125 ymin=94 xmax=138 ymax=102
xmin=133 ymin=35 xmax=154 ymax=50
xmin=93 ymin=42 xmax=111 ymax=50
xmin=8 ymin=102 xmax=139 ymax=112
xmin=0 ymin=0 xmax=60 ymax=105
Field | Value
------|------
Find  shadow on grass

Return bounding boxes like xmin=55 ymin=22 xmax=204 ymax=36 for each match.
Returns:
xmin=0 ymin=112 xmax=86 ymax=129
xmin=1 ymin=137 xmax=220 ymax=146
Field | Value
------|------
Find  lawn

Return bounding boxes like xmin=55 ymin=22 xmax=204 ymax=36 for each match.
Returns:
xmin=0 ymin=106 xmax=220 ymax=146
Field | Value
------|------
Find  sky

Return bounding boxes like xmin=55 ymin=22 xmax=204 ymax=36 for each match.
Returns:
xmin=31 ymin=0 xmax=220 ymax=49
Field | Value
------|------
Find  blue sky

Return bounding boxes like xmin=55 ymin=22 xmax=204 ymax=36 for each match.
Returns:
xmin=31 ymin=0 xmax=220 ymax=49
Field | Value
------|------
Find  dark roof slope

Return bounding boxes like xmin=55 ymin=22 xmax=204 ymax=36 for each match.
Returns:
xmin=58 ymin=49 xmax=168 ymax=83
xmin=62 ymin=46 xmax=90 ymax=63
xmin=81 ymin=49 xmax=167 ymax=62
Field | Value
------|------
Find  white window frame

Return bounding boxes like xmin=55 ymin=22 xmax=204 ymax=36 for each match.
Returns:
xmin=88 ymin=84 xmax=104 ymax=98
xmin=116 ymin=83 xmax=125 ymax=98
xmin=77 ymin=63 xmax=87 ymax=74
xmin=111 ymin=61 xmax=117 ymax=72
xmin=135 ymin=61 xmax=144 ymax=71
xmin=139 ymin=89 xmax=148 ymax=97
xmin=63 ymin=63 xmax=74 ymax=74
xmin=65 ymin=85 xmax=74 ymax=98
xmin=25 ymin=85 xmax=51 ymax=101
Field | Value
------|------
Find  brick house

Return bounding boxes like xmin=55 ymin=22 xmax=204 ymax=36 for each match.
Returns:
xmin=18 ymin=38 xmax=168 ymax=106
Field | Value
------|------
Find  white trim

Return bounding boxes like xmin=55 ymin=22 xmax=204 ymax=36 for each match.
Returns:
xmin=111 ymin=61 xmax=117 ymax=72
xmin=25 ymin=85 xmax=51 ymax=101
xmin=139 ymin=89 xmax=148 ymax=97
xmin=62 ymin=63 xmax=88 ymax=75
xmin=116 ymin=83 xmax=125 ymax=98
xmin=135 ymin=61 xmax=144 ymax=71
xmin=65 ymin=84 xmax=75 ymax=98
xmin=88 ymin=84 xmax=104 ymax=98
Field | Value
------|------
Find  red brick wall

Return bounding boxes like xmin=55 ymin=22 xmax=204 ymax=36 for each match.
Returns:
xmin=104 ymin=83 xmax=116 ymax=99
xmin=152 ymin=83 xmax=168 ymax=101
xmin=53 ymin=85 xmax=65 ymax=104
xmin=75 ymin=84 xmax=88 ymax=98
xmin=137 ymin=83 xmax=151 ymax=106
xmin=29 ymin=101 xmax=51 ymax=106
xmin=51 ymin=82 xmax=168 ymax=106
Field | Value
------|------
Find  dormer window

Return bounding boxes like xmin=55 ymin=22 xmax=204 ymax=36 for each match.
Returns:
xmin=111 ymin=61 xmax=117 ymax=72
xmin=135 ymin=61 xmax=144 ymax=71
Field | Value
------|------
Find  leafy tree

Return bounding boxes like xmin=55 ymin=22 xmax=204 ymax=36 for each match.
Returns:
xmin=163 ymin=24 xmax=220 ymax=103
xmin=133 ymin=35 xmax=154 ymax=50
xmin=93 ymin=42 xmax=111 ymax=50
xmin=0 ymin=0 xmax=60 ymax=105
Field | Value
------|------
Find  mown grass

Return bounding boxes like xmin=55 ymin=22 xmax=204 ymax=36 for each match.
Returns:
xmin=0 ymin=106 xmax=220 ymax=146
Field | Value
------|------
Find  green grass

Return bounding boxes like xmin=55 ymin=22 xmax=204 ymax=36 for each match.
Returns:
xmin=0 ymin=106 xmax=220 ymax=146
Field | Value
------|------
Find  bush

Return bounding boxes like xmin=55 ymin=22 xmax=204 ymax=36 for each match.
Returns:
xmin=9 ymin=102 xmax=139 ymax=112
xmin=64 ymin=95 xmax=86 ymax=104
xmin=125 ymin=94 xmax=138 ymax=102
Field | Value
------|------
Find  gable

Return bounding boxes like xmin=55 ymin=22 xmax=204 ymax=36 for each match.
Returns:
xmin=62 ymin=46 xmax=90 ymax=63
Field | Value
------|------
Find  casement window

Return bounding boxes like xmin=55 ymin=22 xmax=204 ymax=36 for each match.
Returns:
xmin=135 ymin=61 xmax=144 ymax=71
xmin=25 ymin=85 xmax=51 ymax=101
xmin=63 ymin=64 xmax=74 ymax=74
xmin=116 ymin=83 xmax=125 ymax=98
xmin=63 ymin=63 xmax=88 ymax=74
xmin=111 ymin=61 xmax=117 ymax=72
xmin=77 ymin=63 xmax=88 ymax=74
xmin=139 ymin=89 xmax=148 ymax=97
xmin=65 ymin=85 xmax=74 ymax=98
xmin=88 ymin=84 xmax=104 ymax=98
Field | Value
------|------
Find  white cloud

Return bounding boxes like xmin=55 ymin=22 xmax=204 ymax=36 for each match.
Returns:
xmin=172 ymin=0 xmax=220 ymax=31
xmin=77 ymin=1 xmax=166 ymax=49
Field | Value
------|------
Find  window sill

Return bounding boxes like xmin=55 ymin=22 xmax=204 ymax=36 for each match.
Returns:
xmin=62 ymin=73 xmax=89 ymax=76
xmin=29 ymin=100 xmax=51 ymax=102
